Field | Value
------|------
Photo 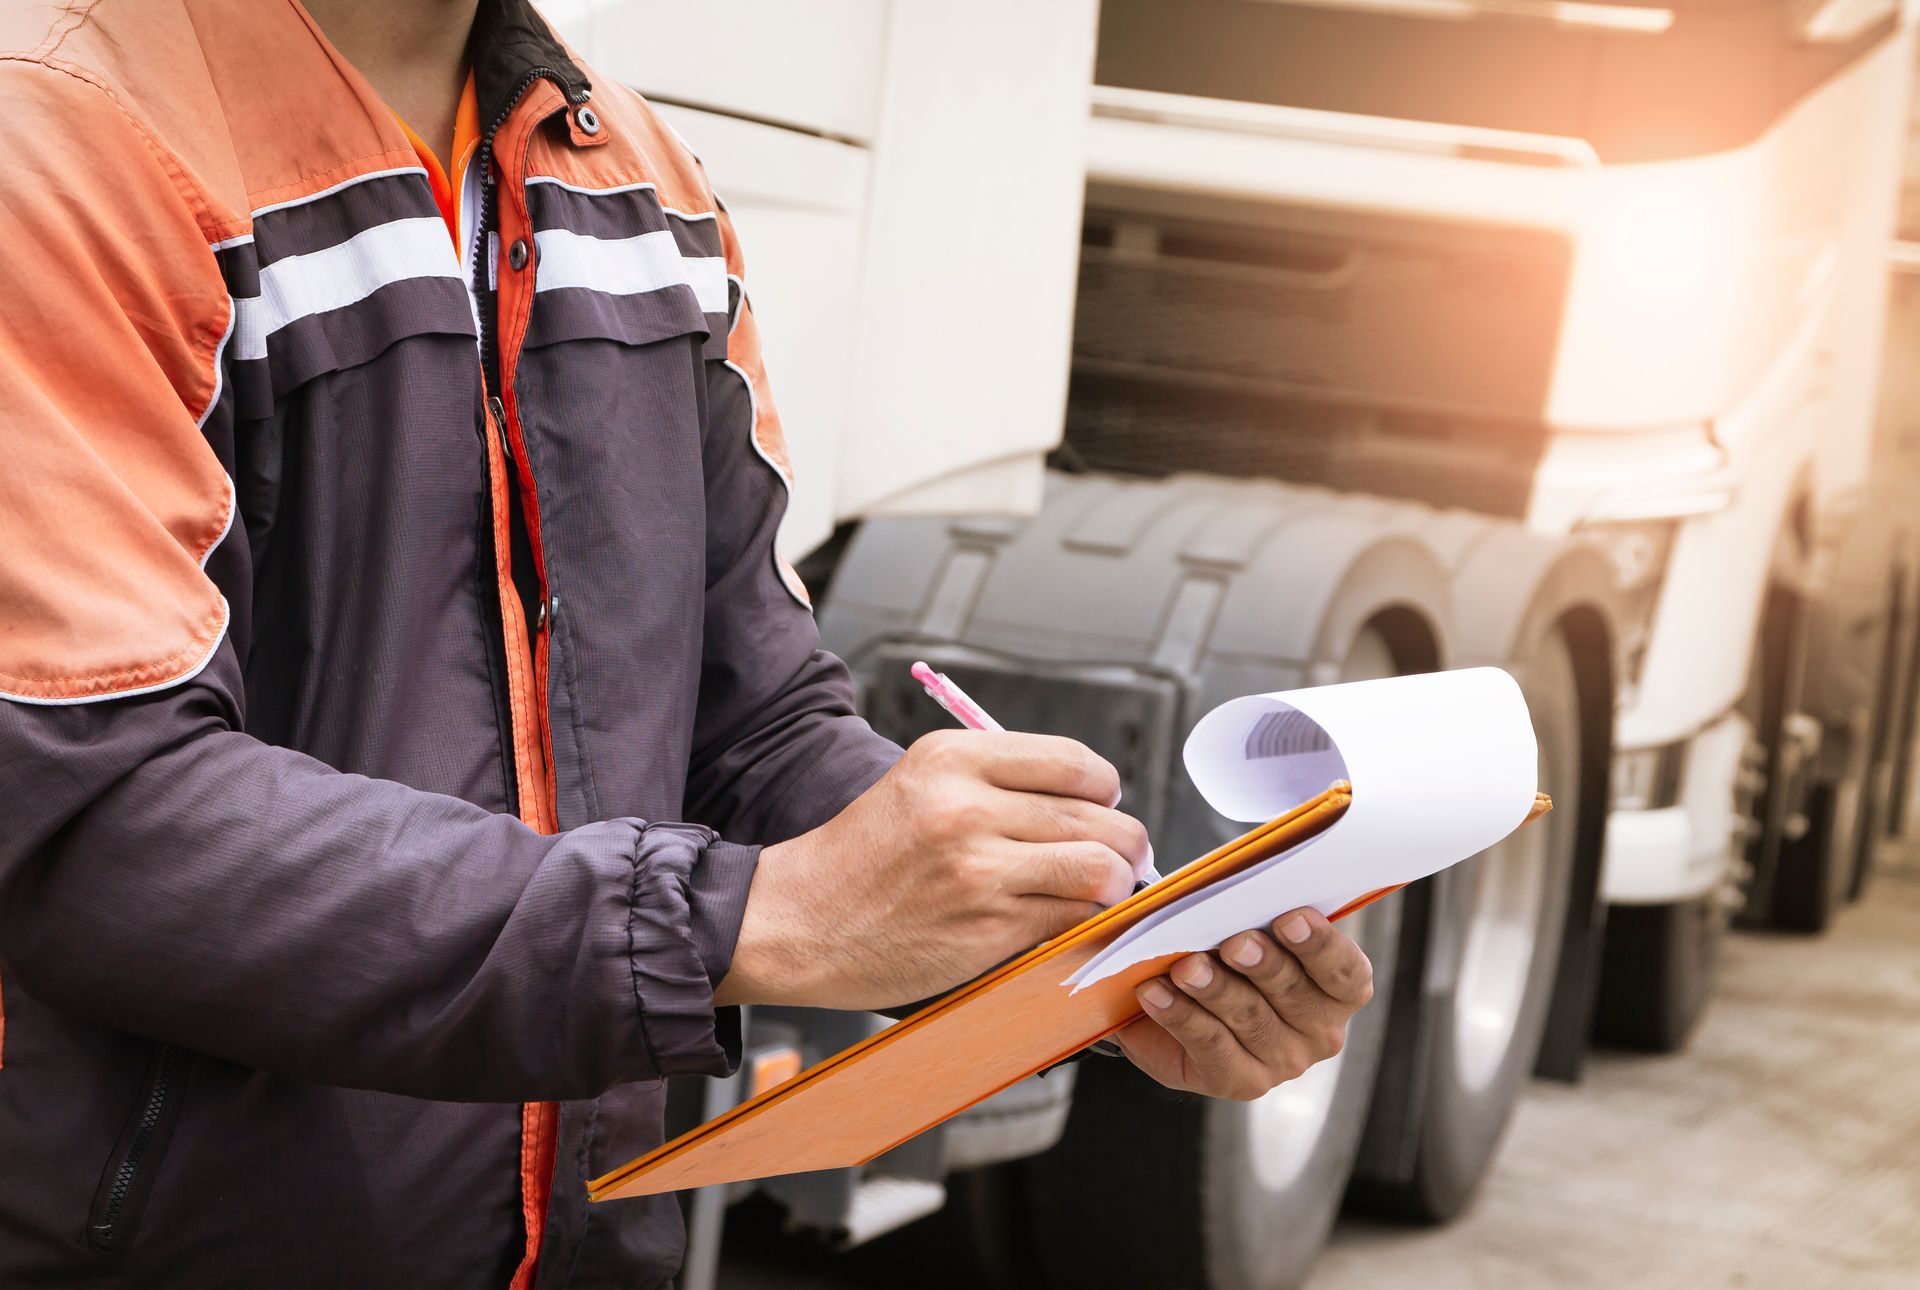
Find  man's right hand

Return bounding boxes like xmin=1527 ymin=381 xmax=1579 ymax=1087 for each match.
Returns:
xmin=714 ymin=731 xmax=1152 ymax=1011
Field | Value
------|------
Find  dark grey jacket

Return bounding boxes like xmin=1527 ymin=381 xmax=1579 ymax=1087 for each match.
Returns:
xmin=0 ymin=1 xmax=899 ymax=1285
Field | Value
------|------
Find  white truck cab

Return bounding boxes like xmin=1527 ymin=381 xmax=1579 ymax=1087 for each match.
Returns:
xmin=539 ymin=0 xmax=1095 ymax=556
xmin=559 ymin=2 xmax=1920 ymax=1287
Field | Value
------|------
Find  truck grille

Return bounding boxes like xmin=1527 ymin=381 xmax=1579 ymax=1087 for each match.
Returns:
xmin=1063 ymin=212 xmax=1569 ymax=518
xmin=1062 ymin=375 xmax=1543 ymax=519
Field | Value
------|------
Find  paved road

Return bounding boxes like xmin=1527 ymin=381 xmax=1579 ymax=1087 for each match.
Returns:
xmin=1310 ymin=854 xmax=1920 ymax=1290
xmin=717 ymin=853 xmax=1920 ymax=1289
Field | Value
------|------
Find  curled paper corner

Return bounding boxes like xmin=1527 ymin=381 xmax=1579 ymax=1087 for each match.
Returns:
xmin=1181 ymin=666 xmax=1533 ymax=825
xmin=1068 ymin=668 xmax=1540 ymax=992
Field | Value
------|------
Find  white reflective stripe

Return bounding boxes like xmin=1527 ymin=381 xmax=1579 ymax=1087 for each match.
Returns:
xmin=530 ymin=226 xmax=729 ymax=315
xmin=521 ymin=175 xmax=720 ymax=225
xmin=249 ymin=165 xmax=429 ymax=220
xmin=525 ymin=174 xmax=660 ymax=199
xmin=231 ymin=217 xmax=465 ymax=362
xmin=459 ymin=163 xmax=484 ymax=348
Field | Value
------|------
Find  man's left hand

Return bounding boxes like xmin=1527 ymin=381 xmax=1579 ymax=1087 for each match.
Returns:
xmin=1114 ymin=908 xmax=1373 ymax=1100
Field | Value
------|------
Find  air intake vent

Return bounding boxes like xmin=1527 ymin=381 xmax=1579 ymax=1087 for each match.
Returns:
xmin=1063 ymin=211 xmax=1567 ymax=517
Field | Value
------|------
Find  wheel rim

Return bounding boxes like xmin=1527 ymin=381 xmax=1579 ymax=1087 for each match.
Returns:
xmin=1248 ymin=899 xmax=1366 ymax=1191
xmin=1244 ymin=626 xmax=1397 ymax=1190
xmin=1451 ymin=734 xmax=1551 ymax=1093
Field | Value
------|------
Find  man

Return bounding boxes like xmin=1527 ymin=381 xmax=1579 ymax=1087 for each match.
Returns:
xmin=0 ymin=0 xmax=1374 ymax=1285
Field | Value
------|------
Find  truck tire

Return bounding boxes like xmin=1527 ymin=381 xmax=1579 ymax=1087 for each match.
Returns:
xmin=1878 ymin=560 xmax=1920 ymax=844
xmin=1009 ymin=625 xmax=1406 ymax=1290
xmin=1347 ymin=624 xmax=1581 ymax=1221
xmin=1590 ymin=895 xmax=1721 ymax=1050
xmin=1593 ymin=566 xmax=1794 ymax=1046
xmin=1595 ymin=572 xmax=1792 ymax=1044
xmin=1849 ymin=562 xmax=1920 ymax=901
xmin=1770 ymin=777 xmax=1850 ymax=933
xmin=1739 ymin=574 xmax=1824 ymax=930
xmin=1016 ymin=896 xmax=1405 ymax=1290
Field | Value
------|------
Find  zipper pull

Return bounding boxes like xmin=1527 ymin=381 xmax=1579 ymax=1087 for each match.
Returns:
xmin=488 ymin=396 xmax=511 ymax=459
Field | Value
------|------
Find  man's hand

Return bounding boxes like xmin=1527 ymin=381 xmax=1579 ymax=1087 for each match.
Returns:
xmin=716 ymin=731 xmax=1151 ymax=1010
xmin=1113 ymin=909 xmax=1372 ymax=1100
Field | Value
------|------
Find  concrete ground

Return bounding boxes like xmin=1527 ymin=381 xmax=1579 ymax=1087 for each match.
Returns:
xmin=718 ymin=852 xmax=1920 ymax=1289
xmin=1310 ymin=851 xmax=1920 ymax=1290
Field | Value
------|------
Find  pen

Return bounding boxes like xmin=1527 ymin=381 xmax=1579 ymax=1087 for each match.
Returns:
xmin=910 ymin=660 xmax=1161 ymax=885
xmin=909 ymin=660 xmax=1005 ymax=732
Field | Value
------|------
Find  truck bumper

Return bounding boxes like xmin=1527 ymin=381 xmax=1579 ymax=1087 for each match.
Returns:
xmin=1602 ymin=712 xmax=1748 ymax=905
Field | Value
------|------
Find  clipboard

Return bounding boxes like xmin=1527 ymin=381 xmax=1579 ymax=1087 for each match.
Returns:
xmin=588 ymin=784 xmax=1552 ymax=1201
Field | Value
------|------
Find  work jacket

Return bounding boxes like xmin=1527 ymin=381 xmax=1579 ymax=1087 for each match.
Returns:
xmin=0 ymin=1 xmax=901 ymax=1285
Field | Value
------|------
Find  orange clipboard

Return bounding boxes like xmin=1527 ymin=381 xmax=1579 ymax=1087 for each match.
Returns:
xmin=588 ymin=784 xmax=1551 ymax=1201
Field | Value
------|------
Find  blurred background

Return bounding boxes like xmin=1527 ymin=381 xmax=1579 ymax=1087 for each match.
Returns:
xmin=547 ymin=2 xmax=1920 ymax=1286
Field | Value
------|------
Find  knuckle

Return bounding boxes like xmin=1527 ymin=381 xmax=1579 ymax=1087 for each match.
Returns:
xmin=1231 ymin=1073 xmax=1270 ymax=1102
xmin=1233 ymin=998 xmax=1278 ymax=1042
xmin=954 ymin=849 xmax=1002 ymax=896
xmin=1075 ymin=844 xmax=1131 ymax=902
xmin=1329 ymin=952 xmax=1372 ymax=1000
xmin=1041 ymin=837 xmax=1078 ymax=869
xmin=1355 ymin=971 xmax=1376 ymax=1009
xmin=920 ymin=796 xmax=971 ymax=840
xmin=910 ymin=728 xmax=962 ymax=768
xmin=966 ymin=790 xmax=1012 ymax=838
xmin=1022 ymin=732 xmax=1076 ymax=766
xmin=1084 ymin=754 xmax=1123 ymax=802
xmin=958 ymin=793 xmax=997 ymax=834
xmin=1258 ymin=954 xmax=1308 ymax=999
xmin=1049 ymin=797 xmax=1097 ymax=841
xmin=1196 ymin=1020 xmax=1237 ymax=1055
xmin=1319 ymin=960 xmax=1356 ymax=997
xmin=1054 ymin=739 xmax=1120 ymax=802
xmin=1315 ymin=1022 xmax=1348 ymax=1060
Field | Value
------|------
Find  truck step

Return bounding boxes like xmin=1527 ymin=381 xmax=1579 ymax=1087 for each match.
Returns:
xmin=839 ymin=1176 xmax=948 ymax=1248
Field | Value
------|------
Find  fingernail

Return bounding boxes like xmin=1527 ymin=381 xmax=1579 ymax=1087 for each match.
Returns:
xmin=1140 ymin=981 xmax=1174 ymax=1010
xmin=1176 ymin=956 xmax=1213 ymax=989
xmin=1281 ymin=916 xmax=1311 ymax=944
xmin=1230 ymin=937 xmax=1263 ymax=968
xmin=1137 ymin=841 xmax=1156 ymax=880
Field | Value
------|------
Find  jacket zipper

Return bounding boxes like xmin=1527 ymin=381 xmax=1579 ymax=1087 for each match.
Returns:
xmin=88 ymin=1044 xmax=180 ymax=1251
xmin=471 ymin=65 xmax=588 ymax=399
xmin=470 ymin=66 xmax=584 ymax=835
xmin=466 ymin=53 xmax=588 ymax=1290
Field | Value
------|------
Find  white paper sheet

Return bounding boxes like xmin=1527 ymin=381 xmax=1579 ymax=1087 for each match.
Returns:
xmin=1068 ymin=667 xmax=1538 ymax=990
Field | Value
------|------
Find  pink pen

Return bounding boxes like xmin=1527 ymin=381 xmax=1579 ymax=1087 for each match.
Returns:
xmin=910 ymin=660 xmax=1159 ymax=883
xmin=910 ymin=660 xmax=1006 ymax=733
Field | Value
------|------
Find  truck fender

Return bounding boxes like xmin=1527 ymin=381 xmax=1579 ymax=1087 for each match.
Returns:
xmin=1202 ymin=492 xmax=1456 ymax=674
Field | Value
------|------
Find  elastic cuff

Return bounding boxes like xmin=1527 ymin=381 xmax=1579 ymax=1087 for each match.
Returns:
xmin=625 ymin=825 xmax=753 ymax=1077
xmin=687 ymin=841 xmax=761 ymax=988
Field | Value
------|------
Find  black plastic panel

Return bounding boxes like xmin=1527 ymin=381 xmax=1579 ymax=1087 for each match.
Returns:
xmin=1064 ymin=210 xmax=1560 ymax=517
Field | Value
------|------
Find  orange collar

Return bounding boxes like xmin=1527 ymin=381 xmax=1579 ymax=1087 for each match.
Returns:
xmin=392 ymin=70 xmax=481 ymax=246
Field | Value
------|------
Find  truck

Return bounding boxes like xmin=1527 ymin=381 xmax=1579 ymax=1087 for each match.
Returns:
xmin=548 ymin=2 xmax=1920 ymax=1287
